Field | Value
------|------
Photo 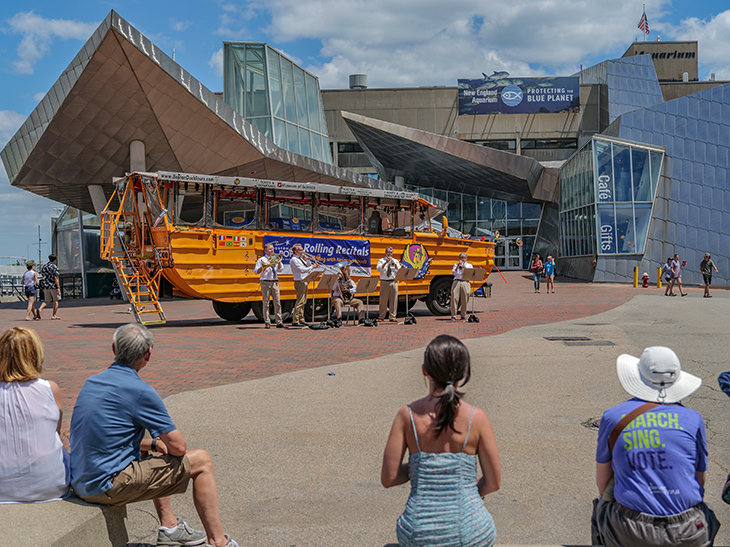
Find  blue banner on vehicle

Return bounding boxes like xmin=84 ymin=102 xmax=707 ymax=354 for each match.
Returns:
xmin=264 ymin=236 xmax=371 ymax=276
xmin=458 ymin=74 xmax=580 ymax=115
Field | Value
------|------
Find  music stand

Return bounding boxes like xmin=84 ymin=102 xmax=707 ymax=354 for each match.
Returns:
xmin=356 ymin=277 xmax=380 ymax=321
xmin=395 ymin=267 xmax=419 ymax=324
xmin=302 ymin=270 xmax=323 ymax=324
xmin=461 ymin=267 xmax=485 ymax=322
xmin=317 ymin=273 xmax=339 ymax=322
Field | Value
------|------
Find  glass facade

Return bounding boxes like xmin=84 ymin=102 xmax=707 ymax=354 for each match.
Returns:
xmin=224 ymin=43 xmax=333 ymax=164
xmin=560 ymin=136 xmax=664 ymax=258
xmin=578 ymin=55 xmax=664 ymax=124
xmin=407 ymin=184 xmax=542 ymax=266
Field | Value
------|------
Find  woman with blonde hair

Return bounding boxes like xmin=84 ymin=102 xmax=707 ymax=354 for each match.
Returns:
xmin=0 ymin=327 xmax=70 ymax=503
xmin=382 ymin=335 xmax=501 ymax=546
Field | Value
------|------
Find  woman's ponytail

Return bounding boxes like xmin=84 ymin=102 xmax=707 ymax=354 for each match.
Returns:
xmin=423 ymin=335 xmax=471 ymax=435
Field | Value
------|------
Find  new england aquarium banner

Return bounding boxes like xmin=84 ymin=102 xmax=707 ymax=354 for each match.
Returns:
xmin=458 ymin=72 xmax=580 ymax=115
xmin=264 ymin=236 xmax=371 ymax=276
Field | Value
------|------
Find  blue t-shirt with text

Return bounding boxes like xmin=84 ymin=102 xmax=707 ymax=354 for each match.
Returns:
xmin=596 ymin=398 xmax=706 ymax=516
xmin=69 ymin=363 xmax=177 ymax=498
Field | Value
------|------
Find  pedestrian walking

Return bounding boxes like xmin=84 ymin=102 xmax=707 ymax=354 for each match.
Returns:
xmin=22 ymin=263 xmax=40 ymax=321
xmin=667 ymin=254 xmax=687 ymax=297
xmin=661 ymin=258 xmax=673 ymax=296
xmin=700 ymin=253 xmax=718 ymax=298
xmin=529 ymin=254 xmax=543 ymax=293
xmin=544 ymin=256 xmax=555 ymax=294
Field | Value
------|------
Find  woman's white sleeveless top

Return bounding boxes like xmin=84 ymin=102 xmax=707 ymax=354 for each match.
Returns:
xmin=0 ymin=378 xmax=70 ymax=503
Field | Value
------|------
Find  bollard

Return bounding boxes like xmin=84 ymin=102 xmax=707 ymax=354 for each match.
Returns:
xmin=633 ymin=266 xmax=638 ymax=288
xmin=657 ymin=266 xmax=662 ymax=288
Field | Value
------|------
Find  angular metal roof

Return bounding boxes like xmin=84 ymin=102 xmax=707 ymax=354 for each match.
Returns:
xmin=1 ymin=11 xmax=398 ymax=214
xmin=341 ymin=111 xmax=560 ymax=203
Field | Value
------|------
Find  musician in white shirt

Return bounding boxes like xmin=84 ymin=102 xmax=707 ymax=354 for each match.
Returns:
xmin=253 ymin=243 xmax=285 ymax=329
xmin=332 ymin=265 xmax=365 ymax=322
xmin=376 ymin=247 xmax=401 ymax=322
xmin=451 ymin=252 xmax=473 ymax=320
xmin=289 ymin=244 xmax=314 ymax=326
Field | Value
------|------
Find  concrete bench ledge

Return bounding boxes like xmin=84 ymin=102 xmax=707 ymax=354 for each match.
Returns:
xmin=0 ymin=496 xmax=128 ymax=547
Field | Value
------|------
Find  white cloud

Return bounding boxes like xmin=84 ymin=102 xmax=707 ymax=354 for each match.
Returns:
xmin=667 ymin=10 xmax=730 ymax=80
xmin=248 ymin=0 xmax=674 ymax=88
xmin=0 ymin=110 xmax=26 ymax=147
xmin=171 ymin=19 xmax=192 ymax=32
xmin=7 ymin=11 xmax=98 ymax=74
xmin=33 ymin=92 xmax=45 ymax=102
xmin=209 ymin=48 xmax=224 ymax=76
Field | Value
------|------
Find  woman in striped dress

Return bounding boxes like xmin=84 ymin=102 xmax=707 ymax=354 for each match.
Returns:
xmin=381 ymin=335 xmax=501 ymax=547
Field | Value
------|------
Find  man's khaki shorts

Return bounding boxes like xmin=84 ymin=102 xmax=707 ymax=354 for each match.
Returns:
xmin=81 ymin=454 xmax=191 ymax=506
xmin=43 ymin=288 xmax=60 ymax=302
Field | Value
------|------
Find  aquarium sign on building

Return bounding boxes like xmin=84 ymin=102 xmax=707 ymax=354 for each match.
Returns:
xmin=458 ymin=74 xmax=580 ymax=115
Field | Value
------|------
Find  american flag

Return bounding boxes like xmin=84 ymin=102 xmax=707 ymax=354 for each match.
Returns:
xmin=638 ymin=11 xmax=650 ymax=34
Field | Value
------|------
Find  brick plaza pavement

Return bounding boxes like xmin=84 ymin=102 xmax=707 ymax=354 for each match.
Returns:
xmin=0 ymin=271 xmax=638 ymax=434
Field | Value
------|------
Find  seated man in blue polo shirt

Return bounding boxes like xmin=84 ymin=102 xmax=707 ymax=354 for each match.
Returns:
xmin=70 ymin=323 xmax=239 ymax=547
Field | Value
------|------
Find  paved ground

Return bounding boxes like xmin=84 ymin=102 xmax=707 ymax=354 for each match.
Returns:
xmin=0 ymin=271 xmax=633 ymax=434
xmin=7 ymin=272 xmax=730 ymax=546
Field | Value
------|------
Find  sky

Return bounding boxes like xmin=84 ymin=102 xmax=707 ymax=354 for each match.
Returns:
xmin=1 ymin=0 xmax=730 ymax=262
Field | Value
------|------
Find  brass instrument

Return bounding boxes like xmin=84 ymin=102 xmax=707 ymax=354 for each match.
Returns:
xmin=261 ymin=253 xmax=283 ymax=270
xmin=338 ymin=261 xmax=354 ymax=302
xmin=301 ymin=251 xmax=323 ymax=267
xmin=386 ymin=257 xmax=395 ymax=277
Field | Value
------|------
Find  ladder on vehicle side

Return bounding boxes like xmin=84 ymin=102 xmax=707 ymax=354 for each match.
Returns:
xmin=100 ymin=175 xmax=169 ymax=325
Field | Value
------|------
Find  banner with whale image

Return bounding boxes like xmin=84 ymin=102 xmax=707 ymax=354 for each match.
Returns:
xmin=458 ymin=72 xmax=580 ymax=115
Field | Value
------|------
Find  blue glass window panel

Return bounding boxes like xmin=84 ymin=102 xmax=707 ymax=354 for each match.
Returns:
xmin=688 ymin=203 xmax=701 ymax=228
xmin=249 ymin=117 xmax=272 ymax=139
xmin=267 ymin=48 xmax=284 ymax=119
xmin=507 ymin=201 xmax=521 ymax=219
xmin=696 ymin=229 xmax=708 ymax=252
xmin=686 ymin=118 xmax=698 ymax=141
xmin=695 ymin=140 xmax=706 ymax=164
xmin=594 ymin=140 xmax=614 ymax=202
xmin=631 ymin=148 xmax=651 ymax=201
xmin=322 ymin=136 xmax=330 ymax=164
xmin=677 ymin=201 xmax=688 ymax=221
xmin=707 ymin=143 xmax=717 ymax=166
xmin=614 ymin=205 xmax=635 ymax=253
xmin=633 ymin=204 xmax=652 ymax=254
xmin=280 ymin=57 xmax=297 ymax=123
xmin=433 ymin=189 xmax=447 ymax=203
xmin=697 ymin=120 xmax=710 ymax=142
xmin=293 ymin=66 xmax=308 ymax=127
xmin=649 ymin=150 xmax=663 ymax=196
xmin=245 ymin=46 xmax=269 ymax=117
xmin=597 ymin=205 xmax=616 ymax=254
xmin=698 ymin=96 xmax=710 ymax=121
xmin=612 ymin=144 xmax=633 ymax=202
xmin=477 ymin=197 xmax=491 ymax=220
xmin=492 ymin=200 xmax=506 ymax=219
xmin=505 ymin=220 xmax=521 ymax=236
xmin=707 ymin=230 xmax=719 ymax=255
xmin=522 ymin=203 xmax=541 ymax=219
xmin=286 ymin=122 xmax=299 ymax=154
xmin=463 ymin=194 xmax=477 ymax=220
xmin=718 ymin=146 xmax=729 ymax=168
xmin=675 ymin=117 xmax=687 ymax=138
xmin=298 ymin=127 xmax=311 ymax=158
xmin=305 ymin=73 xmax=321 ymax=134
xmin=714 ymin=187 xmax=724 ymax=210
xmin=722 ymin=212 xmax=730 ymax=236
xmin=273 ymin=117 xmax=287 ymax=149
xmin=310 ymin=131 xmax=323 ymax=162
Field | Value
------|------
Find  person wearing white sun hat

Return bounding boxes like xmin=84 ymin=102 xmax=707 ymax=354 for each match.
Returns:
xmin=591 ymin=347 xmax=720 ymax=547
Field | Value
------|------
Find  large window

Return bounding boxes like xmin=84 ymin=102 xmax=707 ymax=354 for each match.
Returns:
xmin=560 ymin=136 xmax=664 ymax=257
xmin=223 ymin=43 xmax=333 ymax=164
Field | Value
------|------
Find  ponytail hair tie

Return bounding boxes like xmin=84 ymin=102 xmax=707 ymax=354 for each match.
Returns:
xmin=445 ymin=381 xmax=454 ymax=387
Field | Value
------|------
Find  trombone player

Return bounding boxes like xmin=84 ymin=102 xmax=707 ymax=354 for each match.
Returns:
xmin=290 ymin=243 xmax=315 ymax=327
xmin=332 ymin=263 xmax=365 ymax=323
xmin=450 ymin=252 xmax=472 ymax=320
xmin=376 ymin=246 xmax=401 ymax=322
xmin=254 ymin=243 xmax=286 ymax=329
